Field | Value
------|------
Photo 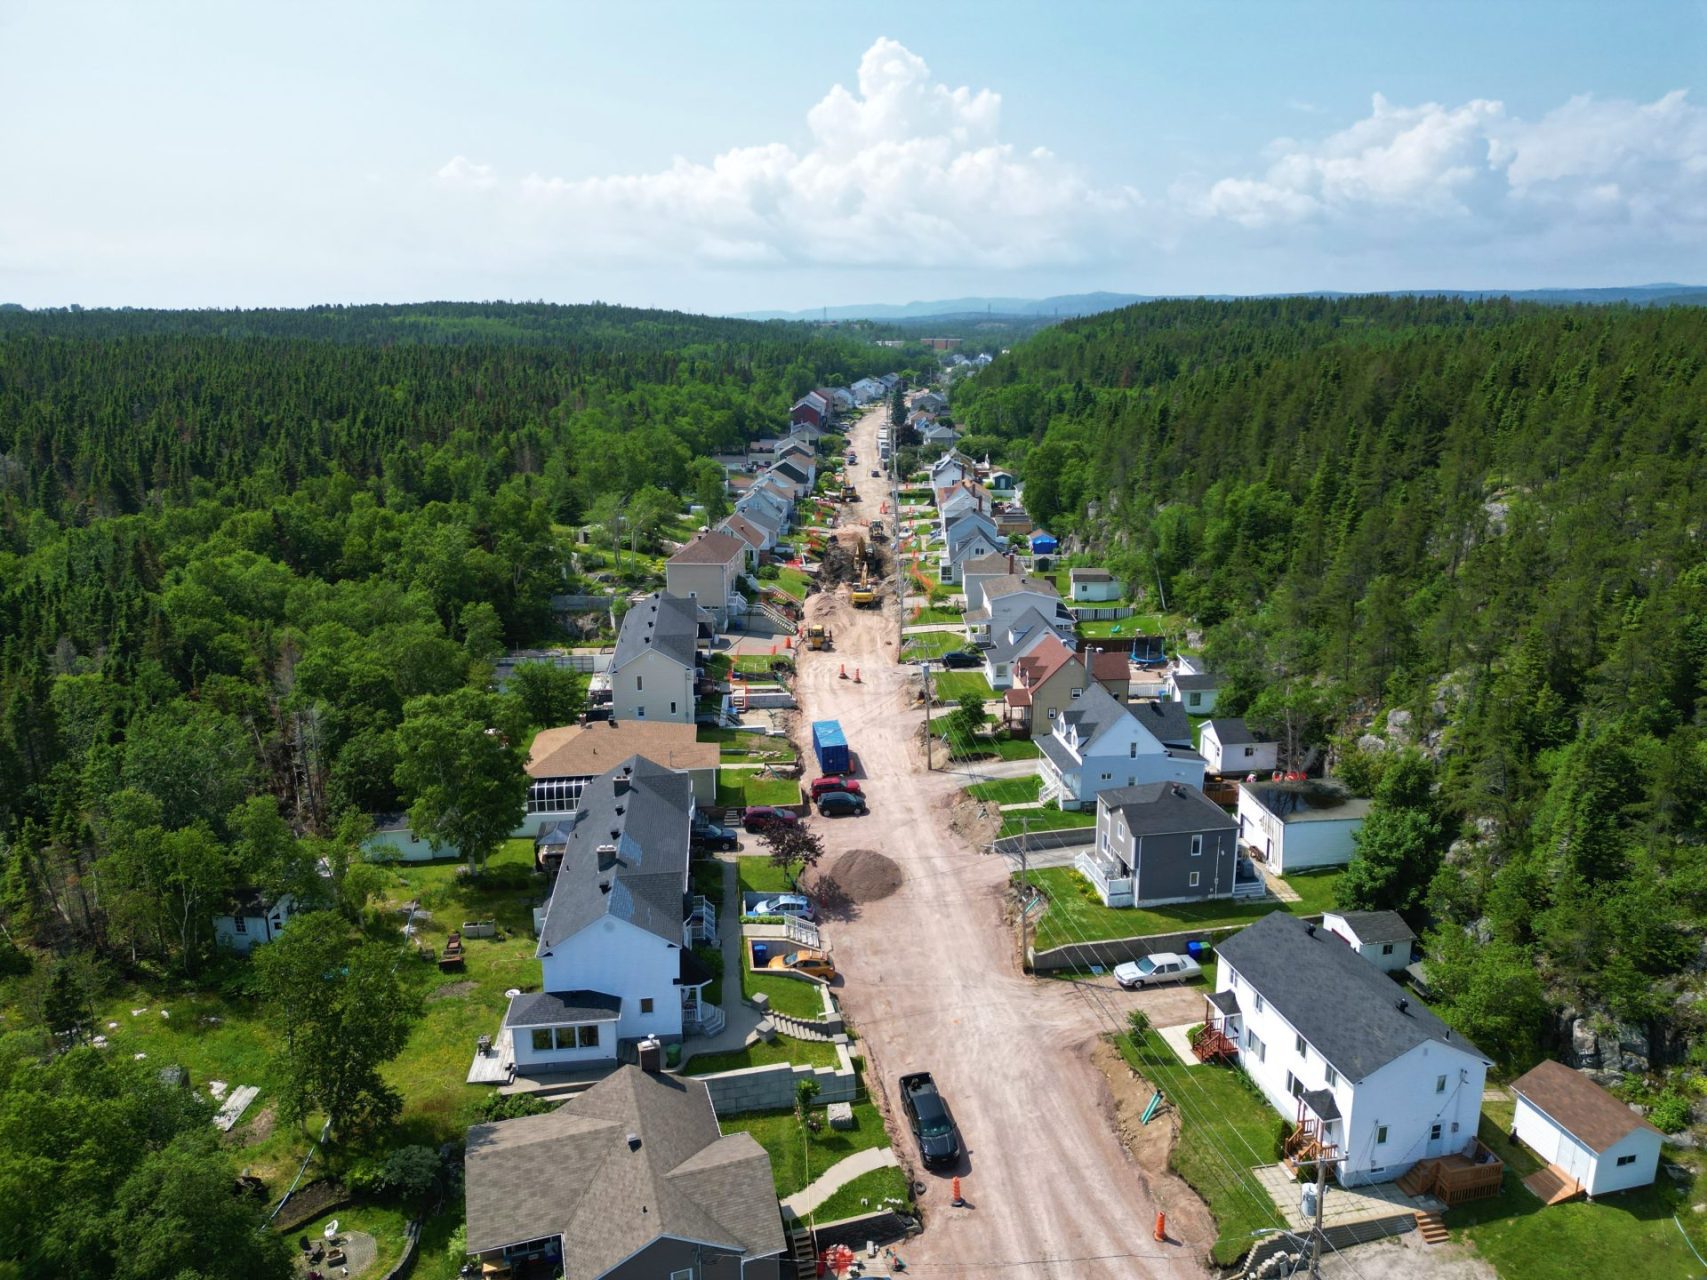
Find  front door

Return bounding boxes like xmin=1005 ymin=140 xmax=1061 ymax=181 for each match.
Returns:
xmin=1426 ymin=1121 xmax=1448 ymax=1157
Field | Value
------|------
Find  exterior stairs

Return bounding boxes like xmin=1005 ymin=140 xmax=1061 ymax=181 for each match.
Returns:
xmin=1414 ymin=1211 xmax=1449 ymax=1245
xmin=785 ymin=1220 xmax=817 ymax=1280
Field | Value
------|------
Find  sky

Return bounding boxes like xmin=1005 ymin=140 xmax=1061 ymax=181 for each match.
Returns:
xmin=1 ymin=1 xmax=1703 ymax=313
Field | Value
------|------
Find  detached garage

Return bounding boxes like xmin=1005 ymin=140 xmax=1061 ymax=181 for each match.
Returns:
xmin=1510 ymin=1059 xmax=1663 ymax=1199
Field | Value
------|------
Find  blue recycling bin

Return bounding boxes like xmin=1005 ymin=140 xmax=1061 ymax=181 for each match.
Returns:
xmin=752 ymin=943 xmax=769 ymax=966
xmin=1186 ymin=940 xmax=1205 ymax=960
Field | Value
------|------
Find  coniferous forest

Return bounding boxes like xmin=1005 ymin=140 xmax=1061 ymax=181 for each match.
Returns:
xmin=954 ymin=296 xmax=1707 ymax=1075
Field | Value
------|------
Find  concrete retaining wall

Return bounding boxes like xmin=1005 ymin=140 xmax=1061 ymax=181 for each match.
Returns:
xmin=699 ymin=1043 xmax=858 ymax=1113
xmin=807 ymin=1209 xmax=919 ymax=1254
xmin=992 ymin=830 xmax=1094 ymax=857
xmin=1027 ymin=914 xmax=1325 ymax=973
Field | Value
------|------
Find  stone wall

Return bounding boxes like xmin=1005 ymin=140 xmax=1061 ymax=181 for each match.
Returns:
xmin=699 ymin=1044 xmax=859 ymax=1113
xmin=991 ymin=830 xmax=1094 ymax=858
xmin=1027 ymin=914 xmax=1324 ymax=973
xmin=807 ymin=1209 xmax=919 ymax=1255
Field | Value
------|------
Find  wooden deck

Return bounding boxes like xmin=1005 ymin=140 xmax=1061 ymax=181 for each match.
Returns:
xmin=1522 ymin=1163 xmax=1583 ymax=1205
xmin=1396 ymin=1139 xmax=1505 ymax=1205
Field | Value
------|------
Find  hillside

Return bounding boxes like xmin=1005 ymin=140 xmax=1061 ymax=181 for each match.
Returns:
xmin=954 ymin=295 xmax=1707 ymax=1074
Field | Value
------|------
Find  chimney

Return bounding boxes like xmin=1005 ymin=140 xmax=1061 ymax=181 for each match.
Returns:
xmin=638 ymin=1036 xmax=663 ymax=1074
xmin=597 ymin=843 xmax=619 ymax=872
xmin=614 ymin=775 xmax=631 ymax=798
xmin=1304 ymin=922 xmax=1316 ymax=937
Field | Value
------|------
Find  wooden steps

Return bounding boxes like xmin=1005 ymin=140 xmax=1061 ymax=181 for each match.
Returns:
xmin=1396 ymin=1161 xmax=1436 ymax=1197
xmin=785 ymin=1221 xmax=817 ymax=1280
xmin=1414 ymin=1212 xmax=1449 ymax=1245
xmin=1522 ymin=1164 xmax=1582 ymax=1205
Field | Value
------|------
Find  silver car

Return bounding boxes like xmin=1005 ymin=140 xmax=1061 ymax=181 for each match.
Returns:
xmin=1114 ymin=952 xmax=1202 ymax=990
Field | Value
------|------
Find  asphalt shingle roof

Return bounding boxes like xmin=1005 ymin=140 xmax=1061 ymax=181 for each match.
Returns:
xmin=986 ymin=608 xmax=1060 ymax=664
xmin=1217 ymin=913 xmax=1488 ymax=1082
xmin=1127 ymin=698 xmax=1194 ymax=748
xmin=668 ymin=531 xmax=746 ymax=566
xmin=983 ymin=573 xmax=1060 ymax=601
xmin=612 ymin=592 xmax=704 ymax=673
xmin=1205 ymin=717 xmax=1261 ymax=746
xmin=1326 ymin=910 xmax=1417 ymax=946
xmin=1510 ymin=1060 xmax=1662 ymax=1154
xmin=1170 ymin=672 xmax=1221 ymax=692
xmin=1101 ymin=782 xmax=1237 ymax=837
xmin=504 ymin=990 xmax=623 ymax=1027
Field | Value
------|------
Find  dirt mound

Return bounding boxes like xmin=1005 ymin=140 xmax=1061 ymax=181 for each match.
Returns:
xmin=815 ymin=847 xmax=903 ymax=902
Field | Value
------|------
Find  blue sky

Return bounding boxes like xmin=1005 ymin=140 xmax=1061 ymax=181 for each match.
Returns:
xmin=2 ymin=1 xmax=1702 ymax=312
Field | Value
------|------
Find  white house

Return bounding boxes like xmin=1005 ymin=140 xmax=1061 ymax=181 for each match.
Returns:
xmin=1322 ymin=910 xmax=1417 ymax=975
xmin=364 ymin=814 xmax=459 ymax=864
xmin=608 ymin=593 xmax=707 ymax=724
xmin=1212 ymin=912 xmax=1492 ymax=1187
xmin=508 ymin=757 xmax=718 ymax=1074
xmin=928 ymin=450 xmax=976 ymax=490
xmin=1037 ymin=681 xmax=1206 ymax=810
xmin=965 ymin=574 xmax=1075 ymax=646
xmin=934 ymin=478 xmax=991 ymax=521
xmin=961 ymin=552 xmax=1016 ymax=611
xmin=1200 ymin=718 xmax=1279 ymax=776
xmin=664 ymin=531 xmax=750 ymax=629
xmin=1068 ymin=567 xmax=1125 ymax=603
xmin=1166 ymin=668 xmax=1222 ymax=715
xmin=213 ymin=890 xmax=300 ymax=954
xmin=1237 ymin=781 xmax=1373 ymax=874
xmin=851 ymin=376 xmax=886 ymax=404
xmin=1510 ymin=1060 xmax=1663 ymax=1198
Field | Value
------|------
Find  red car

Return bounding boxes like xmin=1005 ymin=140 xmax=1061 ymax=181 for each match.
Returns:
xmin=743 ymin=806 xmax=800 ymax=833
xmin=809 ymin=775 xmax=863 ymax=799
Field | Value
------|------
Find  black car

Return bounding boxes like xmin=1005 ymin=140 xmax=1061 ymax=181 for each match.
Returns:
xmin=691 ymin=821 xmax=739 ymax=851
xmin=940 ymin=650 xmax=984 ymax=669
xmin=899 ymin=1072 xmax=959 ymax=1169
xmin=816 ymin=790 xmax=868 ymax=817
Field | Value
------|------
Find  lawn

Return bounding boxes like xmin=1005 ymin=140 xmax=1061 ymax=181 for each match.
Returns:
xmin=716 ymin=774 xmax=804 ymax=808
xmin=701 ymin=725 xmax=798 ymax=764
xmin=733 ymin=653 xmax=794 ymax=678
xmin=719 ymin=1100 xmax=892 ymax=1199
xmin=930 ymin=671 xmax=994 ymax=702
xmin=737 ymin=855 xmax=795 ymax=895
xmin=900 ymin=630 xmax=969 ymax=660
xmin=809 ymin=1165 xmax=914 ymax=1224
xmin=294 ymin=1203 xmax=413 ymax=1276
xmin=682 ymin=1035 xmax=842 ymax=1075
xmin=1024 ymin=865 xmax=1344 ymax=950
xmin=965 ymin=776 xmax=1043 ymax=806
xmin=743 ymin=952 xmax=829 ymax=1020
xmin=1450 ymin=1103 xmax=1706 ymax=1279
xmin=997 ymin=807 xmax=1097 ymax=840
xmin=909 ymin=606 xmax=965 ymax=625
xmin=1078 ymin=613 xmax=1175 ymax=640
xmin=1117 ymin=1031 xmax=1281 ymax=1266
xmin=952 ymin=734 xmax=1040 ymax=762
xmin=775 ymin=567 xmax=815 ymax=601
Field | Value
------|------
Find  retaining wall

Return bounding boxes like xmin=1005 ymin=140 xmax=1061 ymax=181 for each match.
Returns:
xmin=806 ymin=1209 xmax=919 ymax=1255
xmin=1027 ymin=915 xmax=1325 ymax=973
xmin=700 ymin=1044 xmax=858 ymax=1113
xmin=991 ymin=830 xmax=1095 ymax=857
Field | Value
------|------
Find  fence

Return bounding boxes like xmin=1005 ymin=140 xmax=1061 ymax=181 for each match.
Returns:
xmin=1068 ymin=604 xmax=1136 ymax=622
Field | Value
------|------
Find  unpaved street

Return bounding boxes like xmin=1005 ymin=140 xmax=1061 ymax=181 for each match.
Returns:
xmin=788 ymin=406 xmax=1213 ymax=1279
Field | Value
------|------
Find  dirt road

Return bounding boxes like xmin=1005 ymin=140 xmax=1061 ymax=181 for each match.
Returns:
xmin=790 ymin=407 xmax=1213 ymax=1278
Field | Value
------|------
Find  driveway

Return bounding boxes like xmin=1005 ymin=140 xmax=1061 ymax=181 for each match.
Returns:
xmin=786 ymin=407 xmax=1211 ymax=1279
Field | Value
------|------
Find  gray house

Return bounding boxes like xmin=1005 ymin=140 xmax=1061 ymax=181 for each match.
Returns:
xmin=1075 ymin=782 xmax=1261 ymax=908
xmin=464 ymin=1062 xmax=787 ymax=1279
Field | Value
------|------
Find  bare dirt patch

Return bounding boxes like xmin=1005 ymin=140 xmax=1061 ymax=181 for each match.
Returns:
xmin=426 ymin=980 xmax=477 ymax=1003
xmin=813 ymin=848 xmax=903 ymax=903
xmin=229 ymin=1102 xmax=277 ymax=1146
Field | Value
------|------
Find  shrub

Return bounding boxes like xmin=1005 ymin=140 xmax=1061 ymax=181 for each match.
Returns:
xmin=480 ymin=1092 xmax=556 ymax=1122
xmin=1273 ymin=1117 xmax=1295 ymax=1163
xmin=1127 ymin=1009 xmax=1150 ymax=1038
xmin=1649 ymin=1091 xmax=1692 ymax=1133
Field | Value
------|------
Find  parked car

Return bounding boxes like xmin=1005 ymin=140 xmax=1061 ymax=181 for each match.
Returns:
xmin=749 ymin=894 xmax=815 ymax=921
xmin=899 ymin=1072 xmax=960 ymax=1169
xmin=756 ymin=946 xmax=836 ymax=981
xmin=940 ymin=650 xmax=984 ymax=669
xmin=1113 ymin=952 xmax=1202 ymax=990
xmin=690 ymin=821 xmax=739 ymax=852
xmin=816 ymin=790 xmax=868 ymax=817
xmin=743 ymin=806 xmax=799 ymax=833
xmin=870 ymin=468 xmax=881 ymax=477
xmin=809 ymin=775 xmax=862 ymax=799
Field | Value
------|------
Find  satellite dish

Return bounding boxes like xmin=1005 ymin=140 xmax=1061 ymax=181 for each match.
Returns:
xmin=323 ymin=1220 xmax=339 ymax=1241
xmin=504 ymin=989 xmax=522 ymax=999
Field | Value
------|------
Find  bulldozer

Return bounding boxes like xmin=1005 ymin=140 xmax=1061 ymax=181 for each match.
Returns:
xmin=805 ymin=623 xmax=833 ymax=650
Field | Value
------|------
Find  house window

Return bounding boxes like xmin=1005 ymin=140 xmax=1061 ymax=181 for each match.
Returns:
xmin=233 ymin=916 xmax=247 ymax=934
xmin=1188 ymin=871 xmax=1200 ymax=888
xmin=1381 ymin=943 xmax=1394 ymax=955
xmin=1436 ymin=1075 xmax=1447 ymax=1094
xmin=1376 ymin=1126 xmax=1389 ymax=1145
xmin=1324 ymin=1065 xmax=1338 ymax=1088
xmin=1254 ymin=993 xmax=1265 ymax=1013
xmin=1286 ymin=1071 xmax=1304 ymax=1097
xmin=636 ymin=676 xmax=643 ymax=691
xmin=1246 ymin=1031 xmax=1266 ymax=1062
xmin=1101 ymin=773 xmax=1112 ymax=781
xmin=636 ymin=707 xmax=646 ymax=718
xmin=576 ymin=1025 xmax=600 ymax=1048
xmin=531 ymin=1029 xmax=554 ymax=1053
xmin=1431 ymin=1123 xmax=1443 ymax=1141
xmin=1616 ymin=1154 xmax=1638 ymax=1167
xmin=1190 ymin=834 xmax=1203 ymax=857
xmin=669 ymin=1269 xmax=695 ymax=1280
xmin=670 ymin=701 xmax=677 ymax=714
xmin=640 ymin=998 xmax=655 ymax=1015
xmin=1070 ymin=688 xmax=1083 ymax=700
xmin=1129 ymin=742 xmax=1138 ymax=758
xmin=1229 ymin=972 xmax=1239 ymax=988
xmin=1243 ymin=746 xmax=1255 ymax=758
xmin=1189 ymin=693 xmax=1201 ymax=708
xmin=1295 ymin=1034 xmax=1307 ymax=1059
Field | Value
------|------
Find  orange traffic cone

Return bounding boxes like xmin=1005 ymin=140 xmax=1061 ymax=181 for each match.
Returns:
xmin=951 ymin=1176 xmax=964 ymax=1207
xmin=853 ymin=668 xmax=861 ymax=683
xmin=1153 ymin=1212 xmax=1166 ymax=1242
xmin=839 ymin=664 xmax=847 ymax=680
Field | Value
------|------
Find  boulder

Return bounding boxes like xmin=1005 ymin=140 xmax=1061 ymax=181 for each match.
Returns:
xmin=1385 ymin=708 xmax=1415 ymax=744
xmin=1357 ymin=733 xmax=1387 ymax=755
xmin=1570 ymin=1018 xmax=1601 ymax=1068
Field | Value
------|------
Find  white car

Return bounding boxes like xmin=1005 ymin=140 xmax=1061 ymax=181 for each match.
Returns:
xmin=1113 ymin=952 xmax=1202 ymax=990
xmin=749 ymin=894 xmax=816 ymax=922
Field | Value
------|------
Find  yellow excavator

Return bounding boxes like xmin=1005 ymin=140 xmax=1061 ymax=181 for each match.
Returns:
xmin=850 ymin=574 xmax=876 ymax=608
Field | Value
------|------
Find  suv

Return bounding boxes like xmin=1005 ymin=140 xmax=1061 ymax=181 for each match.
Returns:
xmin=817 ymin=790 xmax=868 ymax=818
xmin=899 ymin=1072 xmax=959 ymax=1170
xmin=742 ymin=806 xmax=799 ymax=833
xmin=809 ymin=775 xmax=862 ymax=799
xmin=940 ymin=650 xmax=984 ymax=669
xmin=690 ymin=821 xmax=738 ymax=852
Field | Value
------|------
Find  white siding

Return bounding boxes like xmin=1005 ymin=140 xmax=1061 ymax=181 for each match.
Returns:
xmin=1203 ymin=729 xmax=1278 ymax=777
xmin=364 ymin=826 xmax=455 ymax=863
xmin=610 ymin=649 xmax=696 ymax=724
xmin=539 ymin=916 xmax=684 ymax=1041
xmin=1586 ymin=1127 xmax=1662 ymax=1195
xmin=509 ymin=1017 xmax=615 ymax=1070
xmin=1511 ymin=1095 xmax=1662 ymax=1196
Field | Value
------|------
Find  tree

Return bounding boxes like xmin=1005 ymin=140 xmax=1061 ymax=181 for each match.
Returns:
xmin=763 ymin=822 xmax=826 ymax=885
xmin=947 ymin=692 xmax=988 ymax=746
xmin=889 ymin=383 xmax=906 ymax=429
xmin=691 ymin=457 xmax=730 ymax=523
xmin=253 ymin=911 xmax=419 ymax=1136
xmin=1335 ymin=807 xmax=1440 ymax=915
xmin=1424 ymin=929 xmax=1547 ymax=1072
xmin=505 ymin=662 xmax=587 ymax=732
xmin=393 ymin=688 xmax=527 ymax=874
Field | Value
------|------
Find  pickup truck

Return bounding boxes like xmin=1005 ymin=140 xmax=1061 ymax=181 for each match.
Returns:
xmin=898 ymin=1071 xmax=960 ymax=1170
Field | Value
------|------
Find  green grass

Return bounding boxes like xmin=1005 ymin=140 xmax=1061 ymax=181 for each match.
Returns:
xmin=965 ymin=776 xmax=1043 ymax=806
xmin=719 ymin=1100 xmax=891 ymax=1199
xmin=293 ymin=1203 xmax=412 ymax=1276
xmin=737 ymin=855 xmax=795 ymax=895
xmin=808 ymin=1164 xmax=914 ymax=1224
xmin=965 ymin=735 xmax=1040 ymax=761
xmin=1025 ymin=866 xmax=1344 ymax=950
xmin=1117 ymin=1031 xmax=1280 ymax=1265
xmin=930 ymin=671 xmax=994 ymax=702
xmin=716 ymin=775 xmax=804 ymax=808
xmin=775 ymin=567 xmax=814 ymax=601
xmin=701 ymin=727 xmax=798 ymax=765
xmin=682 ymin=1036 xmax=842 ymax=1075
xmin=997 ymin=807 xmax=1097 ymax=839
xmin=909 ymin=606 xmax=964 ymax=625
xmin=744 ymin=951 xmax=829 ymax=1019
xmin=1078 ymin=612 xmax=1175 ymax=640
xmin=734 ymin=653 xmax=795 ymax=677
xmin=900 ymin=630 xmax=970 ymax=660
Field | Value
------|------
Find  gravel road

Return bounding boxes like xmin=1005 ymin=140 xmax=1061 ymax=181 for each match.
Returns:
xmin=789 ymin=407 xmax=1213 ymax=1279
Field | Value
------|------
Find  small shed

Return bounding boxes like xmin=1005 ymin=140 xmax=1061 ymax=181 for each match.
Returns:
xmin=1029 ymin=530 xmax=1059 ymax=556
xmin=1510 ymin=1060 xmax=1663 ymax=1198
xmin=1321 ymin=910 xmax=1416 ymax=973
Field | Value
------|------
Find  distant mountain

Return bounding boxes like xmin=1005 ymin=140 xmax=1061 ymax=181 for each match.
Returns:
xmin=736 ymin=285 xmax=1707 ymax=324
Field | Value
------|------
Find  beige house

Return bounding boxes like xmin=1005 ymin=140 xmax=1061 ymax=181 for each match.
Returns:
xmin=665 ymin=531 xmax=750 ymax=628
xmin=608 ymin=593 xmax=706 ymax=726
xmin=1002 ymin=635 xmax=1087 ymax=736
xmin=521 ymin=720 xmax=719 ymax=834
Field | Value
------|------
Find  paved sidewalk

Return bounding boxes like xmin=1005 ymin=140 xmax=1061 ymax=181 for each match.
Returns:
xmin=780 ymin=1146 xmax=902 ymax=1216
xmin=677 ymin=858 xmax=764 ymax=1066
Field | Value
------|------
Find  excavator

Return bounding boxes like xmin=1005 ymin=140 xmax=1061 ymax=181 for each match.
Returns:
xmin=850 ymin=574 xmax=877 ymax=608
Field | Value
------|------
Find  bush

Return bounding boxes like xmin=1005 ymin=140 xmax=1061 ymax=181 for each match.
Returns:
xmin=346 ymin=1145 xmax=442 ymax=1203
xmin=1649 ymin=1091 xmax=1692 ymax=1133
xmin=1273 ymin=1117 xmax=1295 ymax=1163
xmin=1127 ymin=1009 xmax=1150 ymax=1038
xmin=480 ymin=1092 xmax=557 ymax=1122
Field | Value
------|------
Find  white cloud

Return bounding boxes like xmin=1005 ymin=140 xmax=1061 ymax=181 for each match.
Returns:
xmin=430 ymin=38 xmax=1140 ymax=272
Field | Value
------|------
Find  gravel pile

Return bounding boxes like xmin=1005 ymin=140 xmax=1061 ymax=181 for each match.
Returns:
xmin=817 ymin=848 xmax=903 ymax=902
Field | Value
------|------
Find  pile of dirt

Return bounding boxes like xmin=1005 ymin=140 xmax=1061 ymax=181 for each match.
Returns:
xmin=815 ymin=848 xmax=903 ymax=902
xmin=1091 ymin=1039 xmax=1217 ymax=1250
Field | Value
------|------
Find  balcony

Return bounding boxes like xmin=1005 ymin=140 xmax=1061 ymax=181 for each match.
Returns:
xmin=1075 ymin=848 xmax=1133 ymax=908
xmin=684 ymin=895 xmax=717 ymax=946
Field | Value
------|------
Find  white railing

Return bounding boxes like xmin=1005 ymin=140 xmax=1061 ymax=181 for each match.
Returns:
xmin=783 ymin=917 xmax=822 ymax=949
xmin=684 ymin=1005 xmax=727 ymax=1037
xmin=685 ymin=896 xmax=717 ymax=945
xmin=1074 ymin=849 xmax=1134 ymax=908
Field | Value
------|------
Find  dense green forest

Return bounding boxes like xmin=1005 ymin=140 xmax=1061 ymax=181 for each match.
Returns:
xmin=956 ymin=297 xmax=1707 ymax=1075
xmin=0 ymin=301 xmax=876 ymax=962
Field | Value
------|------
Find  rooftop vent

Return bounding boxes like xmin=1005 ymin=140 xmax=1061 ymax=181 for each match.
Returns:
xmin=626 ymin=1133 xmax=642 ymax=1151
xmin=597 ymin=843 xmax=619 ymax=872
xmin=1304 ymin=923 xmax=1316 ymax=937
xmin=1397 ymin=998 xmax=1411 ymax=1014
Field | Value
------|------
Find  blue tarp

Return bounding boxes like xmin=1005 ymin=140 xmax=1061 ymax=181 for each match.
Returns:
xmin=1030 ymin=531 xmax=1058 ymax=554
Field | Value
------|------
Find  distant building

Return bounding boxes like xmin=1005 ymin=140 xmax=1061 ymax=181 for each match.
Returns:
xmin=213 ymin=891 xmax=300 ymax=954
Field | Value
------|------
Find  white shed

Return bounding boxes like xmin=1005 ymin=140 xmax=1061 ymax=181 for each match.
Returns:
xmin=1200 ymin=718 xmax=1279 ymax=777
xmin=1236 ymin=782 xmax=1372 ymax=875
xmin=213 ymin=891 xmax=299 ymax=954
xmin=364 ymin=815 xmax=458 ymax=863
xmin=1322 ymin=910 xmax=1417 ymax=974
xmin=1510 ymin=1060 xmax=1663 ymax=1198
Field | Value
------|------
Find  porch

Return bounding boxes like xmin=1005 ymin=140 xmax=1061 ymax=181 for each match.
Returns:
xmin=1194 ymin=991 xmax=1241 ymax=1064
xmin=1074 ymin=847 xmax=1133 ymax=908
xmin=1396 ymin=1137 xmax=1506 ymax=1205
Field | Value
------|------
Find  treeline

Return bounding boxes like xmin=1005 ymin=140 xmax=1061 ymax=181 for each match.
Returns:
xmin=0 ymin=302 xmax=877 ymax=972
xmin=956 ymin=296 xmax=1707 ymax=1069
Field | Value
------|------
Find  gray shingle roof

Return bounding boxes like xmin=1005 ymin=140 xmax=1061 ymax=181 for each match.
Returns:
xmin=612 ymin=592 xmax=704 ymax=673
xmin=986 ymin=607 xmax=1059 ymax=664
xmin=1217 ymin=913 xmax=1488 ymax=1082
xmin=1208 ymin=988 xmax=1240 ymax=1016
xmin=983 ymin=573 xmax=1060 ymax=601
xmin=1127 ymin=699 xmax=1194 ymax=748
xmin=963 ymin=552 xmax=1013 ymax=577
xmin=1069 ymin=568 xmax=1113 ymax=582
xmin=1100 ymin=782 xmax=1237 ymax=837
xmin=1242 ymin=782 xmax=1374 ymax=824
xmin=1205 ymin=717 xmax=1261 ymax=746
xmin=464 ymin=1066 xmax=785 ymax=1268
xmin=537 ymin=757 xmax=693 ymax=951
xmin=504 ymin=990 xmax=623 ymax=1028
xmin=1058 ymin=681 xmax=1148 ymax=748
xmin=1171 ymin=672 xmax=1221 ymax=692
xmin=1327 ymin=910 xmax=1417 ymax=946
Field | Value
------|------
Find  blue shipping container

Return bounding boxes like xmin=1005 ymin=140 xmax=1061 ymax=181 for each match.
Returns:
xmin=811 ymin=719 xmax=850 ymax=774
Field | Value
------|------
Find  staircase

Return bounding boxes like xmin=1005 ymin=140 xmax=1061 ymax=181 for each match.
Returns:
xmin=1414 ymin=1211 xmax=1449 ymax=1245
xmin=1396 ymin=1162 xmax=1437 ymax=1198
xmin=1192 ymin=1026 xmax=1239 ymax=1064
xmin=1522 ymin=1164 xmax=1582 ymax=1205
xmin=785 ymin=1220 xmax=817 ymax=1280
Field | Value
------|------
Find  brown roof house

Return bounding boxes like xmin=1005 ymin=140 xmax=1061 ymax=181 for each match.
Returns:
xmin=523 ymin=721 xmax=719 ymax=834
xmin=666 ymin=531 xmax=752 ymax=629
xmin=1510 ymin=1060 xmax=1663 ymax=1198
xmin=464 ymin=1062 xmax=787 ymax=1279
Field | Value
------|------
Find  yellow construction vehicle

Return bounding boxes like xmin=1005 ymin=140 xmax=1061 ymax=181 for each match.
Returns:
xmin=806 ymin=623 xmax=833 ymax=650
xmin=850 ymin=575 xmax=876 ymax=608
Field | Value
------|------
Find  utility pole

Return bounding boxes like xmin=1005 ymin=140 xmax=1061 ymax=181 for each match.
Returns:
xmin=1308 ymin=1150 xmax=1327 ymax=1279
xmin=1017 ymin=815 xmax=1034 ymax=958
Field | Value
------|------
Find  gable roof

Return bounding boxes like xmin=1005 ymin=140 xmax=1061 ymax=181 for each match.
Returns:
xmin=717 ymin=514 xmax=767 ymax=550
xmin=1242 ymin=781 xmax=1375 ymax=825
xmin=464 ymin=1066 xmax=785 ymax=1269
xmin=984 ymin=573 xmax=1060 ymax=601
xmin=528 ymin=721 xmax=718 ymax=780
xmin=1127 ymin=698 xmax=1194 ymax=748
xmin=1013 ymin=635 xmax=1077 ymax=688
xmin=1101 ymin=782 xmax=1237 ymax=837
xmin=1325 ymin=910 xmax=1417 ymax=946
xmin=963 ymin=552 xmax=1013 ymax=578
xmin=1218 ymin=913 xmax=1489 ymax=1082
xmin=1510 ymin=1060 xmax=1662 ymax=1154
xmin=1069 ymin=567 xmax=1114 ymax=582
xmin=1086 ymin=648 xmax=1131 ymax=685
xmin=536 ymin=756 xmax=693 ymax=951
xmin=734 ymin=498 xmax=784 ymax=531
xmin=772 ymin=459 xmax=810 ymax=485
xmin=1058 ymin=681 xmax=1157 ymax=749
xmin=1205 ymin=717 xmax=1261 ymax=746
xmin=612 ymin=593 xmax=704 ymax=673
xmin=668 ymin=531 xmax=747 ymax=567
xmin=986 ymin=608 xmax=1060 ymax=664
xmin=1170 ymin=671 xmax=1222 ymax=692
